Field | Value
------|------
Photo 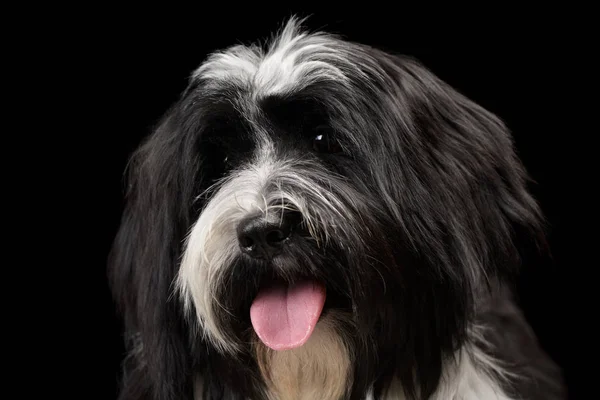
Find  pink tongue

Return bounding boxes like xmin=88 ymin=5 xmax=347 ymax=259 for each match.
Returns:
xmin=250 ymin=280 xmax=326 ymax=351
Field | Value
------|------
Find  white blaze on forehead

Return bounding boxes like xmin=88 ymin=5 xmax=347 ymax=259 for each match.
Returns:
xmin=191 ymin=18 xmax=349 ymax=97
xmin=193 ymin=44 xmax=261 ymax=84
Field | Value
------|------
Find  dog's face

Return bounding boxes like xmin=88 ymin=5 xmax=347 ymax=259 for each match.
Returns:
xmin=110 ymin=18 xmax=544 ymax=399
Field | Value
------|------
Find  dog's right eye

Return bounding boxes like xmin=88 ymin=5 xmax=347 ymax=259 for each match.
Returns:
xmin=312 ymin=126 xmax=343 ymax=154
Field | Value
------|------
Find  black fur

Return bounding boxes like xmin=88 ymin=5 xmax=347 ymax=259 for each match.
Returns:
xmin=109 ymin=19 xmax=566 ymax=400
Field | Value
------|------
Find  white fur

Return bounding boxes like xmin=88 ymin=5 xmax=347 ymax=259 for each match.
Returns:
xmin=367 ymin=343 xmax=515 ymax=400
xmin=421 ymin=345 xmax=514 ymax=400
xmin=177 ymin=143 xmax=277 ymax=354
xmin=192 ymin=17 xmax=349 ymax=99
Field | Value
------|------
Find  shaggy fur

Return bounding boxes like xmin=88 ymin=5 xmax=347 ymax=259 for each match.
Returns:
xmin=109 ymin=17 xmax=566 ymax=399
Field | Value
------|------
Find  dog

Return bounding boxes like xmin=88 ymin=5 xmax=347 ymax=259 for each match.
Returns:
xmin=108 ymin=17 xmax=567 ymax=400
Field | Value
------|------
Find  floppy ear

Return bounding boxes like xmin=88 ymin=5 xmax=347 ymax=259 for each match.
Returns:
xmin=374 ymin=50 xmax=546 ymax=280
xmin=357 ymin=50 xmax=548 ymax=398
xmin=108 ymin=105 xmax=201 ymax=400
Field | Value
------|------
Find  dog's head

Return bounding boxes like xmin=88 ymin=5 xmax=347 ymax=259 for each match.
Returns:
xmin=109 ymin=17 xmax=544 ymax=399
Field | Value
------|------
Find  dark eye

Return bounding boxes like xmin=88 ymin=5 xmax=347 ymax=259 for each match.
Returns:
xmin=312 ymin=126 xmax=343 ymax=154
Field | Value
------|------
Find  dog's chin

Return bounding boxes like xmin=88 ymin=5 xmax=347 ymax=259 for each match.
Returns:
xmin=214 ymin=260 xmax=355 ymax=400
xmin=251 ymin=283 xmax=354 ymax=400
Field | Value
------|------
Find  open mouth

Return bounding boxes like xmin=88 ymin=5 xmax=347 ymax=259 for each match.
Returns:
xmin=250 ymin=279 xmax=327 ymax=351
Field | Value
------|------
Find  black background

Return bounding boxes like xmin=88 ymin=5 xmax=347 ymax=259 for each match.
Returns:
xmin=60 ymin=7 xmax=589 ymax=399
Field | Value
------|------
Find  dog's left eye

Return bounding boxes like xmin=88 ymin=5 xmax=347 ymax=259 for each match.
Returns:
xmin=312 ymin=126 xmax=343 ymax=154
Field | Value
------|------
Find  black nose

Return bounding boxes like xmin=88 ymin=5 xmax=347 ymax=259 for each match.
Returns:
xmin=237 ymin=212 xmax=297 ymax=259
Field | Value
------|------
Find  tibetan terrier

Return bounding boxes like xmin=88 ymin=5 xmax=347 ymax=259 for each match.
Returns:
xmin=109 ymin=17 xmax=566 ymax=400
